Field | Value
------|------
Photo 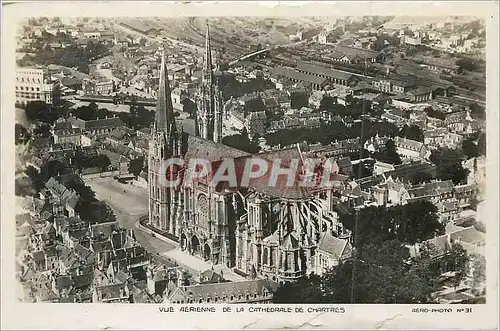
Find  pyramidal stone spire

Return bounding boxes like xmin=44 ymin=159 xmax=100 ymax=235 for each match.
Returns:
xmin=155 ymin=47 xmax=176 ymax=137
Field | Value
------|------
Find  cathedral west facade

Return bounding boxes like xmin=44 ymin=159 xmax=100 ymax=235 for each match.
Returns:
xmin=148 ymin=24 xmax=351 ymax=283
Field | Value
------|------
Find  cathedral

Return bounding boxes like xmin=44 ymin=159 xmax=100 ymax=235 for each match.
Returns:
xmin=148 ymin=24 xmax=351 ymax=282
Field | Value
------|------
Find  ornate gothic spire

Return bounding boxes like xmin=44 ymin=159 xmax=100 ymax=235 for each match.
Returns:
xmin=198 ymin=21 xmax=215 ymax=141
xmin=203 ymin=22 xmax=213 ymax=84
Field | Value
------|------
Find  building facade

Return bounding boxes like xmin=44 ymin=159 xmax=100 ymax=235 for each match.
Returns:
xmin=82 ymin=79 xmax=115 ymax=96
xmin=15 ymin=67 xmax=60 ymax=106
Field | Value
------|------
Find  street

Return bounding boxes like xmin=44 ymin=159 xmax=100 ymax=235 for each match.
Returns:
xmin=84 ymin=177 xmax=177 ymax=253
xmin=83 ymin=177 xmax=230 ymax=280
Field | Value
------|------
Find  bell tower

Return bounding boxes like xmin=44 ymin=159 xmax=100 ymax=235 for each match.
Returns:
xmin=148 ymin=47 xmax=179 ymax=234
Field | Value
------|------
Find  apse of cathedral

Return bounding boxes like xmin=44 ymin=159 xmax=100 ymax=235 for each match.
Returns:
xmin=148 ymin=24 xmax=351 ymax=283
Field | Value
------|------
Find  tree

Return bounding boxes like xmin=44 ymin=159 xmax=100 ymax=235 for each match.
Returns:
xmin=442 ymin=243 xmax=470 ymax=289
xmin=423 ymin=106 xmax=445 ymax=121
xmin=409 ymin=171 xmax=435 ymax=185
xmin=62 ymin=174 xmax=100 ymax=223
xmin=397 ymin=200 xmax=444 ymax=244
xmin=15 ymin=124 xmax=30 ymax=145
xmin=222 ymin=127 xmax=260 ymax=154
xmin=181 ymin=99 xmax=197 ymax=117
xmin=461 ymin=136 xmax=479 ymax=159
xmin=430 ymin=148 xmax=469 ymax=184
xmin=456 ymin=57 xmax=481 ymax=72
xmin=272 ymin=274 xmax=326 ymax=303
xmin=128 ymin=157 xmax=145 ymax=177
xmin=470 ymin=254 xmax=486 ymax=294
xmin=40 ymin=159 xmax=70 ymax=182
xmin=477 ymin=132 xmax=486 ymax=156
xmin=273 ymin=239 xmax=439 ymax=304
xmin=25 ymin=165 xmax=44 ymax=193
xmin=96 ymin=154 xmax=111 ymax=172
xmin=290 ymin=91 xmax=309 ymax=110
xmin=398 ymin=124 xmax=424 ymax=142
xmin=33 ymin=123 xmax=51 ymax=138
xmin=65 ymin=176 xmax=96 ymax=202
xmin=469 ymin=102 xmax=486 ymax=120
xmin=139 ymin=37 xmax=147 ymax=46
xmin=373 ymin=139 xmax=402 ymax=165
xmin=25 ymin=101 xmax=50 ymax=123
xmin=73 ymin=103 xmax=112 ymax=121
xmin=328 ymin=103 xmax=349 ymax=117
xmin=318 ymin=95 xmax=336 ymax=112
xmin=15 ymin=177 xmax=36 ymax=197
xmin=339 ymin=200 xmax=443 ymax=246
xmin=352 ymin=160 xmax=374 ymax=179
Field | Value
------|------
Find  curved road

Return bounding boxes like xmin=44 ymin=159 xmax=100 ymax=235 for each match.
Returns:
xmin=84 ymin=177 xmax=207 ymax=279
xmin=85 ymin=177 xmax=177 ymax=254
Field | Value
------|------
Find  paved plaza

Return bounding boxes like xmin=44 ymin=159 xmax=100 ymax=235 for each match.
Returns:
xmin=85 ymin=177 xmax=177 ymax=252
xmin=86 ymin=177 xmax=149 ymax=218
xmin=85 ymin=177 xmax=245 ymax=282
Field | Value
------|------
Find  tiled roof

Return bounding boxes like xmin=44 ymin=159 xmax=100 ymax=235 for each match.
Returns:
xmin=453 ymin=183 xmax=476 ymax=194
xmin=296 ymin=63 xmax=354 ymax=81
xmin=272 ymin=67 xmax=329 ymax=86
xmin=55 ymin=275 xmax=75 ymax=291
xmin=281 ymin=231 xmax=300 ymax=250
xmin=317 ymin=231 xmax=351 ymax=259
xmin=32 ymin=250 xmax=46 ymax=262
xmin=413 ymin=56 xmax=459 ymax=70
xmin=407 ymin=86 xmax=435 ymax=96
xmin=96 ymin=283 xmax=129 ymax=300
xmin=54 ymin=120 xmax=73 ymax=131
xmin=74 ymin=243 xmax=95 ymax=263
xmin=90 ymin=221 xmax=119 ymax=239
xmin=60 ymin=76 xmax=80 ymax=87
xmin=185 ymin=135 xmax=250 ymax=162
xmin=336 ymin=157 xmax=352 ymax=169
xmin=263 ymin=97 xmax=279 ymax=108
xmin=72 ymin=272 xmax=94 ymax=289
xmin=200 ymin=269 xmax=224 ymax=284
xmin=356 ymin=175 xmax=386 ymax=191
xmin=54 ymin=127 xmax=83 ymax=136
xmin=384 ymin=161 xmax=436 ymax=182
xmin=91 ymin=239 xmax=113 ymax=253
xmin=172 ymin=279 xmax=279 ymax=302
xmin=115 ymin=270 xmax=132 ymax=284
xmin=84 ymin=117 xmax=125 ymax=130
